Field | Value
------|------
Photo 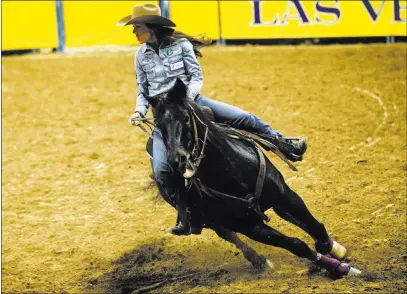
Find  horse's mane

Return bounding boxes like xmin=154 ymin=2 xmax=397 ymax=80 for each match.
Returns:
xmin=186 ymin=100 xmax=256 ymax=183
xmin=187 ymin=101 xmax=234 ymax=150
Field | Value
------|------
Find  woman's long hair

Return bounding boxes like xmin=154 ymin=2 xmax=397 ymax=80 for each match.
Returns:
xmin=147 ymin=24 xmax=212 ymax=58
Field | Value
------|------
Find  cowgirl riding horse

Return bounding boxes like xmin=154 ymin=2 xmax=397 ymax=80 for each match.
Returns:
xmin=118 ymin=4 xmax=307 ymax=235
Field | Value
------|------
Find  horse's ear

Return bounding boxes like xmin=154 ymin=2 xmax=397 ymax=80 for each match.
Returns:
xmin=168 ymin=78 xmax=187 ymax=101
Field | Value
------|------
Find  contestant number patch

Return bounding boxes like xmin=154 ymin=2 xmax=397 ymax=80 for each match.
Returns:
xmin=170 ymin=61 xmax=184 ymax=71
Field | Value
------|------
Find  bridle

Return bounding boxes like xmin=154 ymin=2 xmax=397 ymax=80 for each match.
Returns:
xmin=133 ymin=105 xmax=209 ymax=179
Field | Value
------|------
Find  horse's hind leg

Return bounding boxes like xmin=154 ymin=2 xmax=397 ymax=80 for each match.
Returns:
xmin=273 ymin=206 xmax=311 ymax=235
xmin=242 ymin=223 xmax=360 ymax=277
xmin=277 ymin=187 xmax=347 ymax=260
xmin=214 ymin=226 xmax=273 ymax=270
xmin=273 ymin=205 xmax=346 ymax=260
xmin=244 ymin=223 xmax=314 ymax=258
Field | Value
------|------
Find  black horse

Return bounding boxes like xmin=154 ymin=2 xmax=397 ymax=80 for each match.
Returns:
xmin=147 ymin=79 xmax=361 ymax=278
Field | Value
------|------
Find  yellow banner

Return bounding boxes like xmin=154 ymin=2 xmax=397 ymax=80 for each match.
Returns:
xmin=64 ymin=1 xmax=158 ymax=47
xmin=169 ymin=1 xmax=220 ymax=40
xmin=220 ymin=0 xmax=407 ymax=39
xmin=2 ymin=1 xmax=58 ymax=50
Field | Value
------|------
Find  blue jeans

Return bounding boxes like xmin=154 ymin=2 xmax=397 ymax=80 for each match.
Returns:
xmin=195 ymin=95 xmax=283 ymax=137
xmin=152 ymin=95 xmax=283 ymax=204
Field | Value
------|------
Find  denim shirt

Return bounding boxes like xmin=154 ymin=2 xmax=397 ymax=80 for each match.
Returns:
xmin=134 ymin=38 xmax=203 ymax=116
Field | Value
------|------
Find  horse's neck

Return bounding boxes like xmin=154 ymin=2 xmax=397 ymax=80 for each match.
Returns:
xmin=196 ymin=124 xmax=227 ymax=165
xmin=197 ymin=124 xmax=254 ymax=184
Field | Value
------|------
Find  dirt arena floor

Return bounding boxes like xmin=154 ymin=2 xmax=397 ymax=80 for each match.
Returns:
xmin=2 ymin=43 xmax=406 ymax=293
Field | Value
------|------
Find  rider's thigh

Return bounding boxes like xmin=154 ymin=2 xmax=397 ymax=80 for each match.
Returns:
xmin=152 ymin=129 xmax=170 ymax=177
xmin=196 ymin=95 xmax=250 ymax=122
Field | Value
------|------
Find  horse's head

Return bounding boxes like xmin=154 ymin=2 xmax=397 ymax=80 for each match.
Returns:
xmin=149 ymin=79 xmax=195 ymax=173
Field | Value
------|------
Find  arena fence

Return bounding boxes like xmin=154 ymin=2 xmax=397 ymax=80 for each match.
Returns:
xmin=1 ymin=0 xmax=406 ymax=52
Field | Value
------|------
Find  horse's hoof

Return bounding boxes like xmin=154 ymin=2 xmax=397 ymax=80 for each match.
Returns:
xmin=330 ymin=240 xmax=347 ymax=260
xmin=265 ymin=259 xmax=274 ymax=270
xmin=334 ymin=263 xmax=361 ymax=278
xmin=252 ymin=255 xmax=273 ymax=271
xmin=348 ymin=266 xmax=362 ymax=276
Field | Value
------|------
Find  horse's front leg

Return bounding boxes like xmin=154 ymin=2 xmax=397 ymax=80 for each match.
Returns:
xmin=213 ymin=226 xmax=273 ymax=270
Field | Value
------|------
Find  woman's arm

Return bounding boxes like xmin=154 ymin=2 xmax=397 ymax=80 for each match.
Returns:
xmin=134 ymin=54 xmax=150 ymax=116
xmin=181 ymin=40 xmax=203 ymax=100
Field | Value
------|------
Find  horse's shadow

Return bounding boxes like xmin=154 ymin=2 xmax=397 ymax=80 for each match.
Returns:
xmin=86 ymin=238 xmax=272 ymax=294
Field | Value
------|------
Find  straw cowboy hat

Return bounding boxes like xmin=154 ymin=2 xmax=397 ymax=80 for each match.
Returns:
xmin=116 ymin=4 xmax=176 ymax=27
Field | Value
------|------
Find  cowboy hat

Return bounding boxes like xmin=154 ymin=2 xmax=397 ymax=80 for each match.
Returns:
xmin=116 ymin=4 xmax=176 ymax=27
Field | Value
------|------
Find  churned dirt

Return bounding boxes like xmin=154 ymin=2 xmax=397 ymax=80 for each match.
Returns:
xmin=2 ymin=43 xmax=406 ymax=293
